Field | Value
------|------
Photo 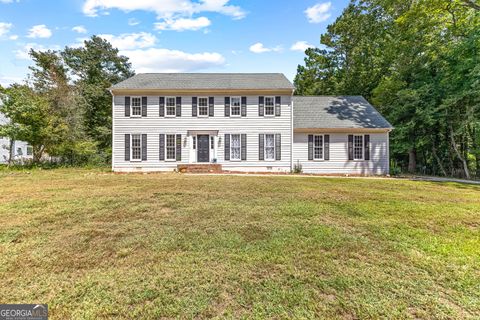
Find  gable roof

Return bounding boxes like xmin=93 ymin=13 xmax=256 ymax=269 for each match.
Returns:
xmin=294 ymin=96 xmax=393 ymax=129
xmin=110 ymin=73 xmax=295 ymax=91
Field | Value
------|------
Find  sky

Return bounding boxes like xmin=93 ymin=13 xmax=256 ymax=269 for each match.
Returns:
xmin=0 ymin=0 xmax=349 ymax=87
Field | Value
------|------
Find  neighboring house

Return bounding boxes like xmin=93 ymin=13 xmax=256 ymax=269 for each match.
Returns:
xmin=0 ymin=112 xmax=33 ymax=164
xmin=110 ymin=73 xmax=392 ymax=174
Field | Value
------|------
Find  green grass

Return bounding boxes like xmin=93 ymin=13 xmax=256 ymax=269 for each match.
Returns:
xmin=1 ymin=169 xmax=479 ymax=319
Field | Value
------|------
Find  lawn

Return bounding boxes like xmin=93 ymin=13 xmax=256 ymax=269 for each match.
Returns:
xmin=0 ymin=169 xmax=479 ymax=319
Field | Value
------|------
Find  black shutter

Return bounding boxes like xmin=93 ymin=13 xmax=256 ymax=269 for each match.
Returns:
xmin=241 ymin=134 xmax=247 ymax=161
xmin=259 ymin=134 xmax=264 ymax=160
xmin=258 ymin=96 xmax=264 ymax=116
xmin=125 ymin=97 xmax=130 ymax=117
xmin=224 ymin=97 xmax=230 ymax=117
xmin=324 ymin=135 xmax=330 ymax=160
xmin=209 ymin=97 xmax=214 ymax=117
xmin=159 ymin=97 xmax=165 ymax=117
xmin=125 ymin=134 xmax=130 ymax=161
xmin=192 ymin=97 xmax=198 ymax=117
xmin=141 ymin=134 xmax=147 ymax=160
xmin=275 ymin=134 xmax=281 ymax=160
xmin=159 ymin=134 xmax=165 ymax=161
xmin=364 ymin=135 xmax=370 ymax=160
xmin=308 ymin=135 xmax=314 ymax=160
xmin=141 ymin=97 xmax=147 ymax=117
xmin=348 ymin=135 xmax=354 ymax=160
xmin=176 ymin=97 xmax=182 ymax=117
xmin=176 ymin=134 xmax=182 ymax=161
xmin=241 ymin=97 xmax=247 ymax=117
xmin=224 ymin=134 xmax=230 ymax=161
xmin=275 ymin=96 xmax=281 ymax=116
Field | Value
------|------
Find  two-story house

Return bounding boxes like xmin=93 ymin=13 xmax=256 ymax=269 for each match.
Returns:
xmin=110 ymin=73 xmax=392 ymax=175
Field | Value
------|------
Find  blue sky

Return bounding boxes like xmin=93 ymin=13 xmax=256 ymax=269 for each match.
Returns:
xmin=0 ymin=0 xmax=349 ymax=86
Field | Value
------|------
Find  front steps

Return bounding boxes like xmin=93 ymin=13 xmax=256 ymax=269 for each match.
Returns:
xmin=177 ymin=164 xmax=223 ymax=173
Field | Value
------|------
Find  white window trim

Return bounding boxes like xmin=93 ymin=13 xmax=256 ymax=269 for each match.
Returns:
xmin=229 ymin=134 xmax=242 ymax=162
xmin=197 ymin=97 xmax=209 ymax=118
xmin=264 ymin=96 xmax=275 ymax=117
xmin=353 ymin=134 xmax=365 ymax=161
xmin=230 ymin=96 xmax=242 ymax=118
xmin=264 ymin=133 xmax=276 ymax=161
xmin=313 ymin=134 xmax=324 ymax=161
xmin=165 ymin=96 xmax=177 ymax=118
xmin=165 ymin=134 xmax=177 ymax=162
xmin=130 ymin=133 xmax=142 ymax=162
xmin=130 ymin=96 xmax=142 ymax=118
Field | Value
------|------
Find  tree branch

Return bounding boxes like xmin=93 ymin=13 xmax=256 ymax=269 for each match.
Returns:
xmin=462 ymin=0 xmax=480 ymax=11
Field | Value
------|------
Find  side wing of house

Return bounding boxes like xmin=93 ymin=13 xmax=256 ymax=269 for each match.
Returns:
xmin=292 ymin=96 xmax=392 ymax=175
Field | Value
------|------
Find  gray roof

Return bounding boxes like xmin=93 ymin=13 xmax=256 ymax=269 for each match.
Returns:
xmin=294 ymin=96 xmax=393 ymax=129
xmin=111 ymin=73 xmax=294 ymax=90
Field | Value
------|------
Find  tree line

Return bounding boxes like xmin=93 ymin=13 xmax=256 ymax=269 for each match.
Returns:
xmin=0 ymin=36 xmax=134 ymax=165
xmin=295 ymin=0 xmax=480 ymax=179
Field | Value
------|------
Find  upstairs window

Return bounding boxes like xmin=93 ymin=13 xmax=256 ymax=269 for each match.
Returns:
xmin=354 ymin=135 xmax=364 ymax=160
xmin=166 ymin=97 xmax=176 ymax=116
xmin=131 ymin=134 xmax=141 ymax=160
xmin=265 ymin=134 xmax=275 ymax=160
xmin=231 ymin=97 xmax=241 ymax=116
xmin=313 ymin=135 xmax=324 ymax=160
xmin=166 ymin=134 xmax=176 ymax=160
xmin=131 ymin=97 xmax=141 ymax=116
xmin=265 ymin=97 xmax=274 ymax=116
xmin=198 ymin=97 xmax=208 ymax=116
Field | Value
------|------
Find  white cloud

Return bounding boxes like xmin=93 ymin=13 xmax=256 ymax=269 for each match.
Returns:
xmin=121 ymin=48 xmax=225 ymax=73
xmin=98 ymin=32 xmax=157 ymax=50
xmin=290 ymin=41 xmax=314 ymax=52
xmin=155 ymin=16 xmax=211 ymax=31
xmin=14 ymin=43 xmax=60 ymax=60
xmin=305 ymin=2 xmax=332 ymax=23
xmin=249 ymin=42 xmax=282 ymax=54
xmin=72 ymin=25 xmax=87 ymax=34
xmin=27 ymin=24 xmax=52 ymax=38
xmin=0 ymin=22 xmax=12 ymax=37
xmin=82 ymin=0 xmax=246 ymax=20
xmin=9 ymin=34 xmax=18 ymax=40
xmin=0 ymin=75 xmax=22 ymax=87
xmin=128 ymin=18 xmax=140 ymax=26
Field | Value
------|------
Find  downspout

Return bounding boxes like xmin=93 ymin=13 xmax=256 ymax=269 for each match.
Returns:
xmin=290 ymin=88 xmax=295 ymax=172
xmin=109 ymin=89 xmax=114 ymax=172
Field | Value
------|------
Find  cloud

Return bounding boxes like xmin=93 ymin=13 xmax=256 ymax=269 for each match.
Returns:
xmin=72 ymin=25 xmax=87 ymax=34
xmin=82 ymin=0 xmax=246 ymax=20
xmin=27 ymin=24 xmax=52 ymax=38
xmin=128 ymin=18 xmax=140 ymax=26
xmin=0 ymin=22 xmax=12 ymax=37
xmin=0 ymin=75 xmax=22 ymax=87
xmin=14 ymin=43 xmax=60 ymax=60
xmin=155 ymin=17 xmax=211 ymax=31
xmin=121 ymin=48 xmax=225 ymax=73
xmin=305 ymin=2 xmax=332 ymax=23
xmin=9 ymin=34 xmax=18 ymax=40
xmin=98 ymin=32 xmax=157 ymax=50
xmin=249 ymin=42 xmax=282 ymax=54
xmin=0 ymin=0 xmax=18 ymax=3
xmin=290 ymin=41 xmax=314 ymax=52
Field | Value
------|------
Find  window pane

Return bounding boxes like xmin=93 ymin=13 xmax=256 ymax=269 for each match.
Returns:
xmin=131 ymin=97 xmax=141 ymax=116
xmin=265 ymin=97 xmax=274 ymax=115
xmin=231 ymin=134 xmax=241 ymax=160
xmin=166 ymin=97 xmax=176 ymax=116
xmin=314 ymin=135 xmax=323 ymax=159
xmin=198 ymin=98 xmax=208 ymax=116
xmin=265 ymin=134 xmax=275 ymax=160
xmin=354 ymin=135 xmax=363 ymax=160
xmin=132 ymin=134 xmax=141 ymax=160
xmin=166 ymin=134 xmax=176 ymax=160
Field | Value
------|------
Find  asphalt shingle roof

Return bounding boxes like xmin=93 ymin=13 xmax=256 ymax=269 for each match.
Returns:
xmin=294 ymin=96 xmax=393 ymax=129
xmin=111 ymin=73 xmax=295 ymax=90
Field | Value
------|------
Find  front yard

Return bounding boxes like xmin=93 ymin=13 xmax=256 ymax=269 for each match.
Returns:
xmin=0 ymin=169 xmax=479 ymax=319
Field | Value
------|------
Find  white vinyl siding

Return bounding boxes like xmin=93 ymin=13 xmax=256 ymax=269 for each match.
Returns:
xmin=293 ymin=132 xmax=389 ymax=175
xmin=131 ymin=97 xmax=141 ymax=117
xmin=166 ymin=97 xmax=176 ymax=117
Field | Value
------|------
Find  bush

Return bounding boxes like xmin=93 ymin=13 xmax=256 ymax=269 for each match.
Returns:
xmin=293 ymin=161 xmax=303 ymax=174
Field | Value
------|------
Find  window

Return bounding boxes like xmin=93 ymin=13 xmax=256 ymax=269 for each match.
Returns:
xmin=210 ymin=136 xmax=214 ymax=150
xmin=192 ymin=136 xmax=196 ymax=150
xmin=166 ymin=97 xmax=176 ymax=116
xmin=131 ymin=134 xmax=141 ymax=160
xmin=131 ymin=97 xmax=141 ymax=116
xmin=265 ymin=134 xmax=275 ymax=160
xmin=166 ymin=134 xmax=176 ymax=160
xmin=198 ymin=97 xmax=208 ymax=116
xmin=17 ymin=147 xmax=23 ymax=156
xmin=26 ymin=145 xmax=33 ymax=156
xmin=231 ymin=97 xmax=241 ymax=116
xmin=265 ymin=97 xmax=274 ymax=116
xmin=314 ymin=135 xmax=324 ymax=160
xmin=231 ymin=134 xmax=241 ymax=160
xmin=354 ymin=135 xmax=364 ymax=160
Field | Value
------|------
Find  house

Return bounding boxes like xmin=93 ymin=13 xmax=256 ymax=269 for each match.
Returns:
xmin=110 ymin=73 xmax=392 ymax=174
xmin=0 ymin=112 xmax=33 ymax=164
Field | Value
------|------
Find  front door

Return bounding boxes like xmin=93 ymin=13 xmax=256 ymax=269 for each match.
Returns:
xmin=197 ymin=135 xmax=210 ymax=163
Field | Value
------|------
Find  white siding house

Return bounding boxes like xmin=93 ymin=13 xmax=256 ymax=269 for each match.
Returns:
xmin=110 ymin=74 xmax=392 ymax=175
xmin=0 ymin=112 xmax=33 ymax=164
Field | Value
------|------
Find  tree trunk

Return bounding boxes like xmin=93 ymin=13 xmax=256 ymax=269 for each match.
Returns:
xmin=450 ymin=127 xmax=470 ymax=179
xmin=432 ymin=145 xmax=447 ymax=176
xmin=408 ymin=148 xmax=416 ymax=173
xmin=8 ymin=139 xmax=14 ymax=166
